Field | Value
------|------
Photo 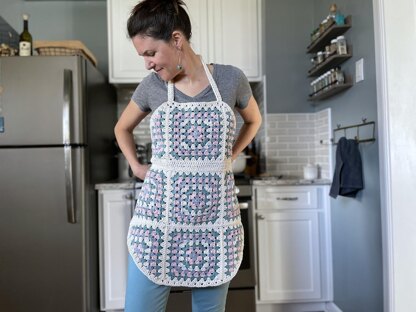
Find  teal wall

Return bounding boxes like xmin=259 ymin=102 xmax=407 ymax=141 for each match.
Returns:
xmin=0 ymin=0 xmax=108 ymax=76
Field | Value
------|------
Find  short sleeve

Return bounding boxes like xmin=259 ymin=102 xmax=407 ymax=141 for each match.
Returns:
xmin=235 ymin=68 xmax=252 ymax=110
xmin=131 ymin=75 xmax=153 ymax=112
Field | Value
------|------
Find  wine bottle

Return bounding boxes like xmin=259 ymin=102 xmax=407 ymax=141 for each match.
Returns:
xmin=19 ymin=14 xmax=32 ymax=56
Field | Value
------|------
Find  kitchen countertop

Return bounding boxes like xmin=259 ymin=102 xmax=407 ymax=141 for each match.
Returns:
xmin=251 ymin=177 xmax=332 ymax=186
xmin=95 ymin=178 xmax=143 ymax=190
xmin=95 ymin=176 xmax=332 ymax=190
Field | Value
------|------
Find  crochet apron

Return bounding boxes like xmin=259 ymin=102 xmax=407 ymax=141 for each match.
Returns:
xmin=127 ymin=61 xmax=243 ymax=287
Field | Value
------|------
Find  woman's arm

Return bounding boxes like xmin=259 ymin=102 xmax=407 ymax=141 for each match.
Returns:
xmin=114 ymin=100 xmax=150 ymax=180
xmin=232 ymin=96 xmax=262 ymax=160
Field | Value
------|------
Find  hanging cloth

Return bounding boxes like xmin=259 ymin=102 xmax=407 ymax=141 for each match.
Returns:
xmin=330 ymin=137 xmax=364 ymax=198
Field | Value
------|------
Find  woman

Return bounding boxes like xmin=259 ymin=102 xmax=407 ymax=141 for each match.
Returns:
xmin=114 ymin=0 xmax=262 ymax=311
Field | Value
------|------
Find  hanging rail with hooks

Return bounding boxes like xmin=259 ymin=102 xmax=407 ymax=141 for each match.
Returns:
xmin=320 ymin=118 xmax=376 ymax=145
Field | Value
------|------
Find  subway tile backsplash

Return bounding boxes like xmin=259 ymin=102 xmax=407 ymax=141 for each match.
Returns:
xmin=265 ymin=108 xmax=332 ymax=179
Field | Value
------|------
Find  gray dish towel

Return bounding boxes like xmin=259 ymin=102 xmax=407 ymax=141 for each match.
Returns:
xmin=329 ymin=137 xmax=363 ymax=198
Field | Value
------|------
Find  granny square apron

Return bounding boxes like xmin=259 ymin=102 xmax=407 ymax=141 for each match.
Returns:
xmin=127 ymin=61 xmax=244 ymax=287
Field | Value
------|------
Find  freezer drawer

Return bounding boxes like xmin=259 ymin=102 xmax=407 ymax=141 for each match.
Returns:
xmin=0 ymin=147 xmax=93 ymax=312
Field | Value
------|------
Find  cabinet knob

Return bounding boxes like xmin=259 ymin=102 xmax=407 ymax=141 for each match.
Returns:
xmin=256 ymin=214 xmax=265 ymax=220
xmin=124 ymin=193 xmax=134 ymax=200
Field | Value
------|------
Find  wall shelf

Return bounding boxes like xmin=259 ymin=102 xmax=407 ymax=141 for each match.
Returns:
xmin=308 ymin=82 xmax=353 ymax=102
xmin=308 ymin=53 xmax=352 ymax=77
xmin=306 ymin=16 xmax=352 ymax=54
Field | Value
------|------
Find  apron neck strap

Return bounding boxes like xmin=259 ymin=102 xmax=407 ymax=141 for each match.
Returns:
xmin=167 ymin=57 xmax=222 ymax=102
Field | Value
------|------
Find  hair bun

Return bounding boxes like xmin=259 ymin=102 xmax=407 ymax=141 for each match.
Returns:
xmin=151 ymin=0 xmax=186 ymax=14
xmin=128 ymin=0 xmax=192 ymax=41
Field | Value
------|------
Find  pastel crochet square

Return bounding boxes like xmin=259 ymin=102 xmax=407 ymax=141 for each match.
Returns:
xmin=165 ymin=228 xmax=221 ymax=283
xmin=129 ymin=225 xmax=165 ymax=278
xmin=169 ymin=172 xmax=222 ymax=225
xmin=169 ymin=107 xmax=223 ymax=160
xmin=223 ymin=225 xmax=244 ymax=278
xmin=223 ymin=172 xmax=240 ymax=221
xmin=150 ymin=110 xmax=167 ymax=158
xmin=134 ymin=169 xmax=167 ymax=221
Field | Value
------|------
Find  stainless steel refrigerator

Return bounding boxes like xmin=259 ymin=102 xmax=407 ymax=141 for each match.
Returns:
xmin=0 ymin=56 xmax=117 ymax=311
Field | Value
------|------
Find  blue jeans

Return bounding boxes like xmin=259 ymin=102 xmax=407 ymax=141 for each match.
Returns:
xmin=125 ymin=255 xmax=230 ymax=312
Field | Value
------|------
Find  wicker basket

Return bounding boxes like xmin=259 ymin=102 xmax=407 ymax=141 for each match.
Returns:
xmin=35 ymin=47 xmax=85 ymax=57
xmin=33 ymin=40 xmax=97 ymax=66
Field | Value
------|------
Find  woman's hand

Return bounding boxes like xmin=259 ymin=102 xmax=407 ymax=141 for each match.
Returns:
xmin=232 ymin=96 xmax=262 ymax=156
xmin=131 ymin=163 xmax=150 ymax=181
xmin=114 ymin=100 xmax=151 ymax=181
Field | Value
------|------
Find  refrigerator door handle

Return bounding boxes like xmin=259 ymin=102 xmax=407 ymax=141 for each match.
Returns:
xmin=63 ymin=69 xmax=72 ymax=144
xmin=64 ymin=146 xmax=76 ymax=223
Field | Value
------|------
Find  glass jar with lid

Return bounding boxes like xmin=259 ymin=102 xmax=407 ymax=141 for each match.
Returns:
xmin=336 ymin=36 xmax=348 ymax=55
xmin=310 ymin=80 xmax=316 ymax=96
xmin=330 ymin=39 xmax=338 ymax=55
xmin=335 ymin=67 xmax=345 ymax=84
xmin=317 ymin=51 xmax=324 ymax=64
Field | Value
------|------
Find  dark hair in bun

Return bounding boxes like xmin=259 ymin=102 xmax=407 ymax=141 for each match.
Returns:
xmin=127 ymin=0 xmax=192 ymax=42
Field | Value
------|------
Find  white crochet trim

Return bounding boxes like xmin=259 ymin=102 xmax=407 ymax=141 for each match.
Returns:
xmin=151 ymin=159 xmax=232 ymax=172
xmin=129 ymin=215 xmax=242 ymax=229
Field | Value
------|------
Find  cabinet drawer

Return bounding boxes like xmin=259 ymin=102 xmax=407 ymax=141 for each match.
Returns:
xmin=255 ymin=186 xmax=318 ymax=210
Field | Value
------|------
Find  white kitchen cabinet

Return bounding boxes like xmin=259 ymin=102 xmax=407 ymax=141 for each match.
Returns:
xmin=209 ymin=0 xmax=262 ymax=80
xmin=98 ymin=188 xmax=136 ymax=311
xmin=107 ymin=0 xmax=149 ymax=83
xmin=107 ymin=0 xmax=262 ymax=83
xmin=253 ymin=185 xmax=336 ymax=310
xmin=257 ymin=211 xmax=322 ymax=301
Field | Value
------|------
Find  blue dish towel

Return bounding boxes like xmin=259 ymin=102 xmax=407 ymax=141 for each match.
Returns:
xmin=329 ymin=137 xmax=363 ymax=198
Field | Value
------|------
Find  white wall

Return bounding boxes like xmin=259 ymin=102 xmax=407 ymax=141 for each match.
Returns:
xmin=373 ymin=0 xmax=416 ymax=311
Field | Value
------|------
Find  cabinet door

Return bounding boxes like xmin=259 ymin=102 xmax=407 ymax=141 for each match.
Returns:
xmin=257 ymin=211 xmax=322 ymax=302
xmin=210 ymin=0 xmax=261 ymax=80
xmin=108 ymin=0 xmax=149 ymax=83
xmin=98 ymin=189 xmax=134 ymax=310
xmin=107 ymin=0 xmax=209 ymax=83
xmin=185 ymin=0 xmax=210 ymax=60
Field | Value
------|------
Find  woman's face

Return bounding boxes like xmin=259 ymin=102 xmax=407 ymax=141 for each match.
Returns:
xmin=132 ymin=35 xmax=180 ymax=81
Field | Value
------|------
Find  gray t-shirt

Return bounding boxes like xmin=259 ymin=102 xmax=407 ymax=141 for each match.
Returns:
xmin=131 ymin=64 xmax=252 ymax=112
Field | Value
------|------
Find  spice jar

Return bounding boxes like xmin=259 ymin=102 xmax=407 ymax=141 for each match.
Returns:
xmin=335 ymin=67 xmax=345 ymax=84
xmin=330 ymin=39 xmax=338 ymax=55
xmin=330 ymin=68 xmax=336 ymax=85
xmin=317 ymin=51 xmax=324 ymax=64
xmin=325 ymin=45 xmax=331 ymax=58
xmin=336 ymin=36 xmax=347 ymax=55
